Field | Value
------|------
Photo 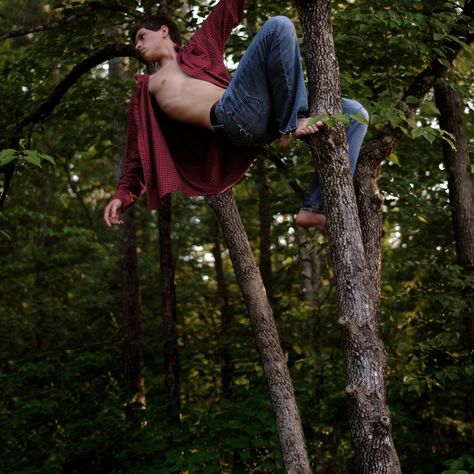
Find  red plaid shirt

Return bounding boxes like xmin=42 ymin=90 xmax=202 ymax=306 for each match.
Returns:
xmin=113 ymin=0 xmax=260 ymax=210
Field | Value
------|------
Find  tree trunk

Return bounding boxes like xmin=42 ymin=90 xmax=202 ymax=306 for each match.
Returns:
xmin=206 ymin=190 xmax=312 ymax=474
xmin=118 ymin=208 xmax=146 ymax=415
xmin=295 ymin=226 xmax=318 ymax=305
xmin=211 ymin=216 xmax=233 ymax=399
xmin=158 ymin=194 xmax=180 ymax=403
xmin=143 ymin=0 xmax=181 ymax=405
xmin=434 ymin=80 xmax=474 ymax=350
xmin=294 ymin=1 xmax=401 ymax=472
xmin=257 ymin=154 xmax=274 ymax=303
xmin=110 ymin=57 xmax=146 ymax=418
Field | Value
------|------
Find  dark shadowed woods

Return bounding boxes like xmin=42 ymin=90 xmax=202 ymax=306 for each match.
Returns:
xmin=0 ymin=0 xmax=473 ymax=473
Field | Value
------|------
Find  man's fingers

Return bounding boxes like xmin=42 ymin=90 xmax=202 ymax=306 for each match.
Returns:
xmin=104 ymin=204 xmax=112 ymax=227
xmin=104 ymin=200 xmax=123 ymax=227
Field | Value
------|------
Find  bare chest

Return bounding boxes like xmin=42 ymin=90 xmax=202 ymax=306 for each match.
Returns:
xmin=148 ymin=64 xmax=186 ymax=97
xmin=147 ymin=62 xmax=225 ymax=127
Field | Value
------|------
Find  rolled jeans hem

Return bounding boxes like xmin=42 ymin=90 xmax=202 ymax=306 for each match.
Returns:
xmin=300 ymin=207 xmax=325 ymax=214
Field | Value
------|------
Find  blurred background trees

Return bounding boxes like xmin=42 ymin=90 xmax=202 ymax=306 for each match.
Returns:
xmin=0 ymin=0 xmax=472 ymax=472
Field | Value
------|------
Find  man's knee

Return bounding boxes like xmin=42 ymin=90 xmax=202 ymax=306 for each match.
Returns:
xmin=342 ymin=98 xmax=369 ymax=122
xmin=357 ymin=104 xmax=369 ymax=122
xmin=263 ymin=16 xmax=296 ymax=37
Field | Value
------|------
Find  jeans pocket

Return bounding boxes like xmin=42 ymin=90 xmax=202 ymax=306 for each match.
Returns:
xmin=224 ymin=94 xmax=265 ymax=139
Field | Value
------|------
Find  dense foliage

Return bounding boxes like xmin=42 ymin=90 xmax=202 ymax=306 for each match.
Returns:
xmin=1 ymin=0 xmax=472 ymax=472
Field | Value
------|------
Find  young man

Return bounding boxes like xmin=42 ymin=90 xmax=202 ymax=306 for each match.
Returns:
xmin=103 ymin=0 xmax=368 ymax=230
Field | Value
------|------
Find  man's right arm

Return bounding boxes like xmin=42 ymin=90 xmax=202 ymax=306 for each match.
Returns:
xmin=103 ymin=92 xmax=146 ymax=226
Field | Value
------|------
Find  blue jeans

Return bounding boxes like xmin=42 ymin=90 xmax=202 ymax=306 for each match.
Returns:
xmin=213 ymin=16 xmax=369 ymax=212
xmin=301 ymin=99 xmax=369 ymax=212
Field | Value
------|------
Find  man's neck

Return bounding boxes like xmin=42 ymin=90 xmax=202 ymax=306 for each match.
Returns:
xmin=156 ymin=43 xmax=178 ymax=67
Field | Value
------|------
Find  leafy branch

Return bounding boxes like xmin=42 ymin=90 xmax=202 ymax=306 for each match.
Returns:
xmin=1 ymin=42 xmax=139 ymax=209
xmin=360 ymin=0 xmax=474 ymax=164
xmin=0 ymin=148 xmax=55 ymax=168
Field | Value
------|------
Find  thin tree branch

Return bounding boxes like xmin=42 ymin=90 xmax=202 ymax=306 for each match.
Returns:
xmin=15 ymin=44 xmax=139 ymax=138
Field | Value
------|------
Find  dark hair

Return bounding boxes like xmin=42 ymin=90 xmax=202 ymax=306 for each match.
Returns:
xmin=131 ymin=15 xmax=181 ymax=47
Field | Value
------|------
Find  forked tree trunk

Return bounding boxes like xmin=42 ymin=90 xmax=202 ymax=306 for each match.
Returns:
xmin=294 ymin=1 xmax=401 ymax=472
xmin=206 ymin=190 xmax=312 ymax=474
xmin=434 ymin=81 xmax=474 ymax=350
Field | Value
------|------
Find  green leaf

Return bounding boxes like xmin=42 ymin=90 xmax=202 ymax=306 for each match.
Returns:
xmin=405 ymin=95 xmax=419 ymax=105
xmin=0 ymin=149 xmax=18 ymax=167
xmin=39 ymin=153 xmax=56 ymax=165
xmin=439 ymin=129 xmax=456 ymax=150
xmin=387 ymin=153 xmax=400 ymax=166
xmin=421 ymin=101 xmax=440 ymax=116
xmin=422 ymin=129 xmax=437 ymax=144
xmin=0 ymin=229 xmax=11 ymax=241
xmin=22 ymin=150 xmax=42 ymax=167
xmin=19 ymin=150 xmax=55 ymax=167
xmin=349 ymin=113 xmax=369 ymax=124
xmin=411 ymin=127 xmax=424 ymax=139
xmin=306 ymin=114 xmax=327 ymax=127
xmin=333 ymin=112 xmax=351 ymax=125
xmin=438 ymin=58 xmax=452 ymax=68
xmin=406 ymin=118 xmax=418 ymax=129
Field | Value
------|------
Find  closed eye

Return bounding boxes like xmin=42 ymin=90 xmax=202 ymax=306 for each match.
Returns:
xmin=135 ymin=32 xmax=145 ymax=46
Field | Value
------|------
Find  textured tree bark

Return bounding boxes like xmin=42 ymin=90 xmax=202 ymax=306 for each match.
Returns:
xmin=110 ymin=57 xmax=146 ymax=419
xmin=118 ymin=208 xmax=146 ymax=416
xmin=257 ymin=154 xmax=274 ymax=303
xmin=211 ymin=217 xmax=233 ymax=398
xmin=158 ymin=194 xmax=180 ymax=402
xmin=353 ymin=138 xmax=394 ymax=315
xmin=295 ymin=225 xmax=328 ymax=406
xmin=434 ymin=81 xmax=474 ymax=350
xmin=295 ymin=226 xmax=317 ymax=306
xmin=294 ymin=1 xmax=401 ymax=472
xmin=206 ymin=190 xmax=312 ymax=474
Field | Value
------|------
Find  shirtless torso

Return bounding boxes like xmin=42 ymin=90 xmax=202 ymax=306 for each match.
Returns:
xmin=148 ymin=61 xmax=225 ymax=129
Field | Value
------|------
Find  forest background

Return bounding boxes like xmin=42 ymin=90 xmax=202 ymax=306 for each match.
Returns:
xmin=0 ymin=0 xmax=473 ymax=473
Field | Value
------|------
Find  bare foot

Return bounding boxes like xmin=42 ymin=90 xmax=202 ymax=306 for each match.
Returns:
xmin=280 ymin=117 xmax=323 ymax=149
xmin=295 ymin=209 xmax=327 ymax=231
xmin=294 ymin=117 xmax=323 ymax=138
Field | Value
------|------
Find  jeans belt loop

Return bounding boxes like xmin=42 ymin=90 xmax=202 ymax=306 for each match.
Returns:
xmin=210 ymin=101 xmax=225 ymax=132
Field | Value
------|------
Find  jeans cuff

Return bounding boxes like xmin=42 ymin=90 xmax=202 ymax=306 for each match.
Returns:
xmin=300 ymin=207 xmax=325 ymax=214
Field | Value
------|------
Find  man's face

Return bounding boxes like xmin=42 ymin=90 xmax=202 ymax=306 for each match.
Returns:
xmin=134 ymin=26 xmax=168 ymax=62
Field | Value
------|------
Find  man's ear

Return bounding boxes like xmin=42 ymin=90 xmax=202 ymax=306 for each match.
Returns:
xmin=161 ymin=25 xmax=169 ymax=38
